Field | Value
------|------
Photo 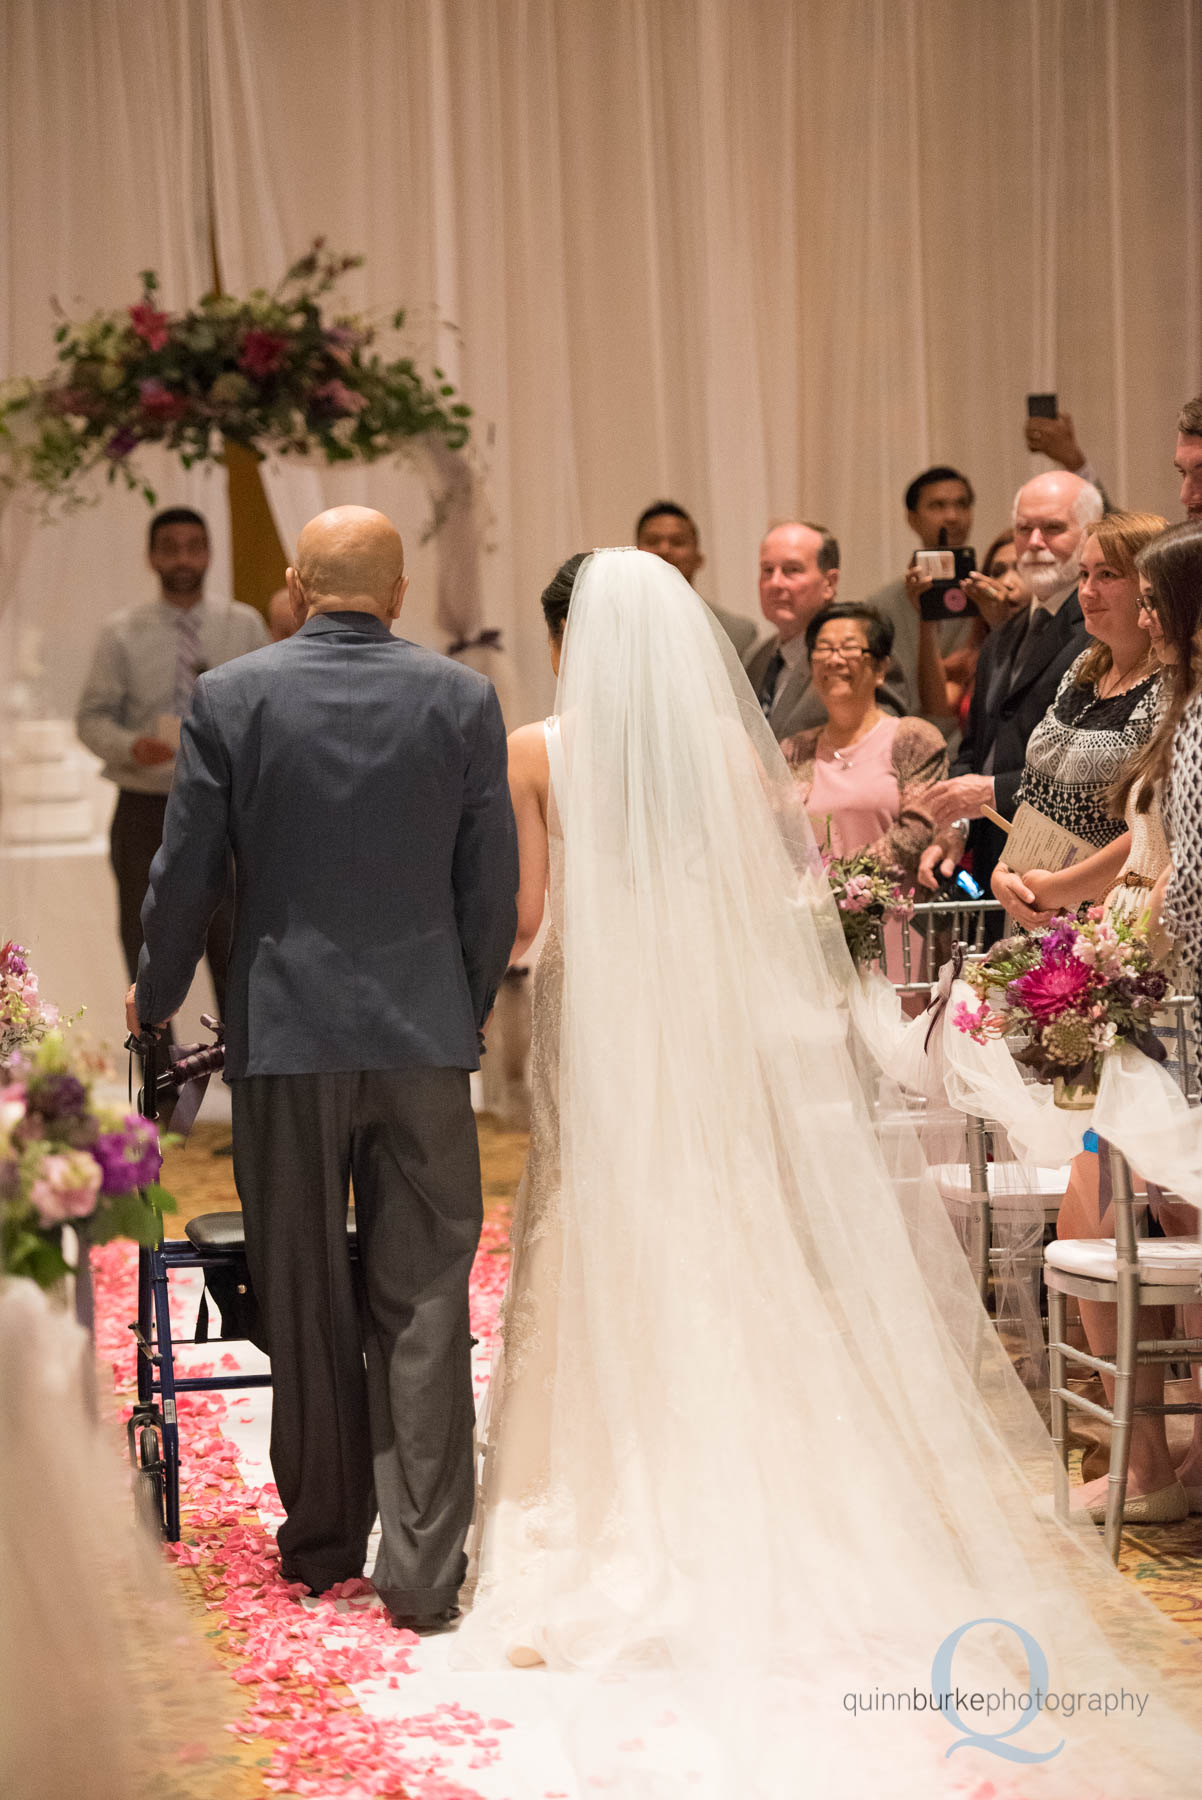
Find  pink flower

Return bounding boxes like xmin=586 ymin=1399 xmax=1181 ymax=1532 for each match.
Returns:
xmin=238 ymin=329 xmax=290 ymax=379
xmin=312 ymin=379 xmax=367 ymax=416
xmin=953 ymin=998 xmax=995 ymax=1043
xmin=1010 ymin=956 xmax=1092 ymax=1022
xmin=28 ymin=1149 xmax=101 ymax=1225
xmin=840 ymin=874 xmax=874 ymax=914
xmin=138 ymin=378 xmax=186 ymax=420
xmin=129 ymin=299 xmax=171 ymax=350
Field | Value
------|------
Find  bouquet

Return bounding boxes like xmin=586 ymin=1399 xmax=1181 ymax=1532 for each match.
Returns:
xmin=823 ymin=848 xmax=915 ymax=968
xmin=1 ymin=1032 xmax=169 ymax=1289
xmin=0 ymin=939 xmax=60 ymax=1065
xmin=954 ymin=911 xmax=1170 ymax=1101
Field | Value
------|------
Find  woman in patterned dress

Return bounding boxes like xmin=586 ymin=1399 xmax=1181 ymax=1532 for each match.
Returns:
xmin=990 ymin=512 xmax=1166 ymax=931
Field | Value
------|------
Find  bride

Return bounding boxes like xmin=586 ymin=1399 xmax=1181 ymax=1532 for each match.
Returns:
xmin=454 ymin=547 xmax=1202 ymax=1796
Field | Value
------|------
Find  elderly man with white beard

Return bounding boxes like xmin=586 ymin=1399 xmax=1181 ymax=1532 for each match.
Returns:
xmin=917 ymin=469 xmax=1104 ymax=912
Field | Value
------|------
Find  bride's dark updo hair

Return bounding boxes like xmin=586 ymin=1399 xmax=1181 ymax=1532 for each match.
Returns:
xmin=541 ymin=552 xmax=589 ymax=639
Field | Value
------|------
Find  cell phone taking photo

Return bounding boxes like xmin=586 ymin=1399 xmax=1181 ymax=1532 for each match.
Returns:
xmin=915 ymin=546 xmax=978 ymax=621
xmin=1027 ymin=392 xmax=1058 ymax=419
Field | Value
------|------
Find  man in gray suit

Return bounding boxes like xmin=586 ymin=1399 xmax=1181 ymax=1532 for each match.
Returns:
xmin=744 ymin=520 xmax=907 ymax=739
xmin=131 ymin=506 xmax=518 ymax=1631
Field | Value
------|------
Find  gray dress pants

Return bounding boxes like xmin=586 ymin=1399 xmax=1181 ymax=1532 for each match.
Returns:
xmin=230 ymin=1066 xmax=481 ymax=1612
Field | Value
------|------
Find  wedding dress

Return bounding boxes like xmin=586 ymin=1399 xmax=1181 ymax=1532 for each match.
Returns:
xmin=455 ymin=550 xmax=1202 ymax=1796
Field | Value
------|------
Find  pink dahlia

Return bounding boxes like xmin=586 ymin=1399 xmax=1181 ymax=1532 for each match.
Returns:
xmin=1010 ymin=956 xmax=1093 ymax=1022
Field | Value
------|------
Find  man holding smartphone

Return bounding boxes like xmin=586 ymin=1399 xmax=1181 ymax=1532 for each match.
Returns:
xmin=860 ymin=465 xmax=978 ymax=717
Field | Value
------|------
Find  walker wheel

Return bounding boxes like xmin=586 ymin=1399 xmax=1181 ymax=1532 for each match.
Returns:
xmin=135 ymin=1424 xmax=167 ymax=1538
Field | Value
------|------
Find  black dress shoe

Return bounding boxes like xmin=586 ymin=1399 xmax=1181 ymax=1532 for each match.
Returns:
xmin=389 ymin=1604 xmax=462 ymax=1635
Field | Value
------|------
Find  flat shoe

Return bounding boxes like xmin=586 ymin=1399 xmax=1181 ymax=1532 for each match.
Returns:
xmin=1181 ymin=1483 xmax=1202 ymax=1515
xmin=1084 ymin=1480 xmax=1188 ymax=1525
xmin=506 ymin=1643 xmax=546 ymax=1668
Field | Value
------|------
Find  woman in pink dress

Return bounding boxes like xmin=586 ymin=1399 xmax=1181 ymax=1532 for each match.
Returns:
xmin=781 ymin=602 xmax=946 ymax=991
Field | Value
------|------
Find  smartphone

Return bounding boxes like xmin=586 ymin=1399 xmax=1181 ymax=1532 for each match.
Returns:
xmin=915 ymin=546 xmax=978 ymax=621
xmin=937 ymin=867 xmax=984 ymax=902
xmin=1027 ymin=392 xmax=1058 ymax=419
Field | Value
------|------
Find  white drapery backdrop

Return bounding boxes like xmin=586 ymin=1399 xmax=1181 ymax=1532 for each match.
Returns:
xmin=2 ymin=0 xmax=1201 ymax=726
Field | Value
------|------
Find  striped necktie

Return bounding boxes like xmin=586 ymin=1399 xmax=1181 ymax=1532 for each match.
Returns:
xmin=174 ymin=607 xmax=202 ymax=715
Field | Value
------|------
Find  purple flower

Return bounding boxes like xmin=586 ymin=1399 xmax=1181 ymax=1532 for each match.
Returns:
xmin=92 ymin=1114 xmax=161 ymax=1196
xmin=104 ymin=428 xmax=139 ymax=462
xmin=1 ymin=942 xmax=28 ymax=978
xmin=25 ymin=1073 xmax=87 ymax=1124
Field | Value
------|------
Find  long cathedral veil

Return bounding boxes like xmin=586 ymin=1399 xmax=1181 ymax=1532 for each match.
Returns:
xmin=466 ymin=550 xmax=1202 ymax=1795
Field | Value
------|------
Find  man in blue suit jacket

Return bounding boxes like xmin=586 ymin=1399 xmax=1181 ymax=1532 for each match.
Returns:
xmin=133 ymin=506 xmax=518 ymax=1629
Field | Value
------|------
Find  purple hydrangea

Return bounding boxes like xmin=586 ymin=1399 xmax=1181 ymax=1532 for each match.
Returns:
xmin=25 ymin=1073 xmax=88 ymax=1123
xmin=92 ymin=1114 xmax=161 ymax=1196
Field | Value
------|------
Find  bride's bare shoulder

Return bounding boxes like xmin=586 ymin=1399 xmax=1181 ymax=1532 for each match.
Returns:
xmin=507 ymin=722 xmax=550 ymax=803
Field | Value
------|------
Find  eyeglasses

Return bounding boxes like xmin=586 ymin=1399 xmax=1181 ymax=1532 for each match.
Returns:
xmin=810 ymin=644 xmax=871 ymax=664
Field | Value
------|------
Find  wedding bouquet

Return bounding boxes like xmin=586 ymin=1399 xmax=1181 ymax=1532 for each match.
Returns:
xmin=0 ymin=939 xmax=60 ymax=1066
xmin=954 ymin=911 xmax=1170 ymax=1101
xmin=823 ymin=849 xmax=914 ymax=968
xmin=1 ymin=1032 xmax=169 ymax=1289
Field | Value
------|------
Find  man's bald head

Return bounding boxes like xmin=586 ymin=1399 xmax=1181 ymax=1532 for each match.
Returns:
xmin=287 ymin=506 xmax=408 ymax=624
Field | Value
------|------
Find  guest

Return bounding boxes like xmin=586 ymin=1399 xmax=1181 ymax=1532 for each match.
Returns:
xmin=1175 ymin=394 xmax=1202 ymax=520
xmin=75 ymin=507 xmax=268 ymax=1020
xmin=267 ymin=585 xmax=298 ymax=641
xmin=861 ymin=465 xmax=978 ymax=717
xmin=781 ymin=603 xmax=945 ymax=992
xmin=917 ymin=470 xmax=1103 ymax=910
xmin=913 ymin=528 xmax=1029 ymax=726
xmin=1042 ymin=518 xmax=1202 ymax=1523
xmin=746 ymin=522 xmax=906 ymax=739
xmin=633 ymin=500 xmax=756 ymax=657
xmin=990 ymin=511 xmax=1166 ymax=929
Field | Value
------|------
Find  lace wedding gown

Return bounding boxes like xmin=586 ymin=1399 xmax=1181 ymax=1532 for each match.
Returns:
xmin=454 ymin=551 xmax=1202 ymax=1798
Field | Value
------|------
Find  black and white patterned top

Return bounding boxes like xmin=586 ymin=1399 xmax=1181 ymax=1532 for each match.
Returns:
xmin=1164 ymin=689 xmax=1202 ymax=1052
xmin=1016 ymin=654 xmax=1162 ymax=848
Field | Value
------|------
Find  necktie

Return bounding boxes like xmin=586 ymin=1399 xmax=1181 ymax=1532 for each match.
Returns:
xmin=1006 ymin=605 xmax=1052 ymax=698
xmin=758 ymin=648 xmax=785 ymax=721
xmin=174 ymin=608 xmax=202 ymax=716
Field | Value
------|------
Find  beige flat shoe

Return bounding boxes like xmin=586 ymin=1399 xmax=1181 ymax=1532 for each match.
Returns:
xmin=1084 ymin=1480 xmax=1188 ymax=1525
xmin=506 ymin=1643 xmax=546 ymax=1668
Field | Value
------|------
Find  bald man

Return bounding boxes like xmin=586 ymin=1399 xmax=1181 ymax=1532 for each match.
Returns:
xmin=134 ymin=506 xmax=518 ymax=1629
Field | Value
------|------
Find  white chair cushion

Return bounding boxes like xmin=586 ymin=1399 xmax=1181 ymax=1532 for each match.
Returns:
xmin=931 ymin=1163 xmax=1071 ymax=1210
xmin=1045 ymin=1236 xmax=1202 ymax=1286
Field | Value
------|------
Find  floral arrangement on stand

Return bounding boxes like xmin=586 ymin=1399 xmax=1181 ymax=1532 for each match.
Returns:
xmin=953 ymin=910 xmax=1170 ymax=1107
xmin=0 ymin=241 xmax=473 ymax=514
xmin=823 ymin=848 xmax=914 ymax=968
xmin=1 ymin=942 xmax=168 ymax=1288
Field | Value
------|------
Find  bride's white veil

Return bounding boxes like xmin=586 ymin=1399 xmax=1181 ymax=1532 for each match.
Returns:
xmin=474 ymin=549 xmax=1202 ymax=1795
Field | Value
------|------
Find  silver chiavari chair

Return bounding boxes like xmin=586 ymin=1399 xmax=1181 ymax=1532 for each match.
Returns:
xmin=1044 ymin=993 xmax=1202 ymax=1562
